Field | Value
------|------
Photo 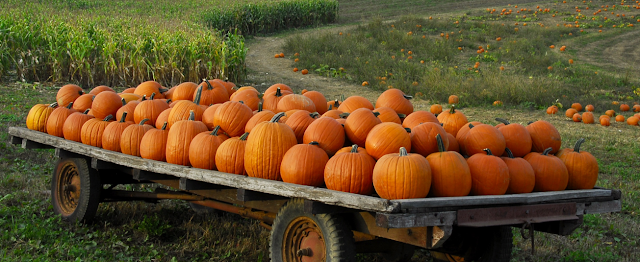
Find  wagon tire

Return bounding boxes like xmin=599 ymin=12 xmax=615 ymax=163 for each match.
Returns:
xmin=51 ymin=158 xmax=101 ymax=223
xmin=269 ymin=198 xmax=356 ymax=262
xmin=430 ymin=226 xmax=513 ymax=262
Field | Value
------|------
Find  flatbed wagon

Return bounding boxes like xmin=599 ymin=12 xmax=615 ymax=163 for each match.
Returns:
xmin=8 ymin=126 xmax=622 ymax=262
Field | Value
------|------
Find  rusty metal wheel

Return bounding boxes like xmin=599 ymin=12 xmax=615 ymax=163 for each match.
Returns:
xmin=270 ymin=199 xmax=355 ymax=262
xmin=51 ymin=158 xmax=101 ymax=223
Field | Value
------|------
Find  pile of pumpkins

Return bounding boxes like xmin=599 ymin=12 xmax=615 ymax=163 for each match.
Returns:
xmin=547 ymin=102 xmax=640 ymax=126
xmin=25 ymin=80 xmax=599 ymax=200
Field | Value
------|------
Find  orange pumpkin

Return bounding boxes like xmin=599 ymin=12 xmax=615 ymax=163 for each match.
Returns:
xmin=605 ymin=110 xmax=616 ymax=117
xmin=324 ymin=145 xmax=376 ymax=195
xmin=375 ymin=89 xmax=414 ymax=115
xmin=63 ymin=109 xmax=94 ymax=142
xmin=281 ymin=142 xmax=329 ymax=187
xmin=167 ymin=86 xmax=205 ymax=129
xmin=215 ymin=132 xmax=249 ymax=176
xmin=170 ymin=82 xmax=198 ymax=101
xmin=134 ymin=81 xmax=166 ymax=98
xmin=202 ymin=104 xmax=222 ymax=130
xmin=495 ymin=118 xmax=532 ymax=157
xmin=627 ymin=116 xmax=639 ymax=126
xmin=411 ymin=122 xmax=449 ymax=157
xmin=120 ymin=119 xmax=154 ymax=156
xmin=524 ymin=148 xmax=569 ymax=192
xmin=89 ymin=85 xmax=115 ymax=95
xmin=277 ymin=94 xmax=316 ymax=113
xmin=565 ymin=108 xmax=578 ymax=118
xmin=72 ymin=94 xmax=94 ymax=112
xmin=526 ymin=120 xmax=561 ymax=154
xmin=264 ymin=83 xmax=293 ymax=96
xmin=335 ymin=146 xmax=369 ymax=156
xmin=285 ymin=110 xmax=318 ymax=143
xmin=134 ymin=93 xmax=170 ymax=125
xmin=501 ymin=148 xmax=535 ymax=194
xmin=92 ymin=91 xmax=123 ymax=120
xmin=402 ymin=111 xmax=439 ymax=129
xmin=633 ymin=104 xmax=640 ymax=112
xmin=155 ymin=108 xmax=171 ymax=129
xmin=448 ymin=95 xmax=459 ymax=104
xmin=446 ymin=133 xmax=459 ymax=152
xmin=546 ymin=105 xmax=559 ymax=115
xmin=166 ymin=111 xmax=209 ymax=166
xmin=196 ymin=80 xmax=229 ymax=106
xmin=556 ymin=138 xmax=598 ymax=190
xmin=245 ymin=109 xmax=276 ymax=133
xmin=437 ymin=106 xmax=468 ymax=137
xmin=338 ymin=96 xmax=374 ymax=113
xmin=464 ymin=124 xmax=506 ymax=156
xmin=189 ymin=126 xmax=229 ymax=170
xmin=585 ymin=104 xmax=595 ymax=112
xmin=46 ymin=103 xmax=77 ymax=137
xmin=615 ymin=115 xmax=625 ymax=122
xmin=115 ymin=98 xmax=138 ymax=122
xmin=102 ymin=112 xmax=134 ymax=152
xmin=572 ymin=113 xmax=582 ymax=122
xmin=430 ymin=104 xmax=443 ymax=115
xmin=373 ymin=147 xmax=431 ymax=199
xmin=426 ymin=134 xmax=472 ymax=197
xmin=81 ymin=115 xmax=114 ymax=148
xmin=212 ymin=101 xmax=253 ymax=136
xmin=600 ymin=116 xmax=611 ymax=126
xmin=244 ymin=113 xmax=298 ymax=181
xmin=212 ymin=79 xmax=236 ymax=97
xmin=56 ymin=84 xmax=83 ymax=108
xmin=571 ymin=103 xmax=583 ymax=112
xmin=455 ymin=122 xmax=483 ymax=155
xmin=263 ymin=87 xmax=292 ymax=112
xmin=303 ymin=117 xmax=345 ymax=156
xmin=373 ymin=107 xmax=402 ymax=124
xmin=140 ymin=122 xmax=170 ymax=161
xmin=303 ymin=91 xmax=328 ymax=115
xmin=620 ymin=104 xmax=630 ymax=112
xmin=231 ymin=89 xmax=260 ymax=111
xmin=467 ymin=149 xmax=510 ymax=195
xmin=344 ymin=108 xmax=382 ymax=147
xmin=365 ymin=122 xmax=411 ymax=160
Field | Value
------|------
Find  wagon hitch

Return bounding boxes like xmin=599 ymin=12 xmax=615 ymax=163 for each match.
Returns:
xmin=520 ymin=221 xmax=535 ymax=255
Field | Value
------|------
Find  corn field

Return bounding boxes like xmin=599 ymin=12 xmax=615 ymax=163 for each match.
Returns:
xmin=204 ymin=0 xmax=339 ymax=35
xmin=0 ymin=2 xmax=247 ymax=88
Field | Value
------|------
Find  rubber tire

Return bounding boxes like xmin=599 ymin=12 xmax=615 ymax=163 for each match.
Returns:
xmin=269 ymin=198 xmax=356 ymax=262
xmin=431 ymin=226 xmax=513 ymax=262
xmin=51 ymin=158 xmax=101 ymax=223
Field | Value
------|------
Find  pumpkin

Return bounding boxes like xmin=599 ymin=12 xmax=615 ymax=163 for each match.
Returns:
xmin=134 ymin=93 xmax=170 ymax=124
xmin=556 ymin=138 xmax=598 ymax=190
xmin=244 ymin=113 xmax=298 ymax=181
xmin=600 ymin=116 xmax=611 ymax=126
xmin=140 ymin=122 xmax=170 ymax=161
xmin=56 ymin=84 xmax=83 ymax=108
xmin=375 ymin=89 xmax=414 ymax=115
xmin=89 ymin=85 xmax=115 ymax=95
xmin=281 ymin=142 xmax=329 ymax=186
xmin=620 ymin=104 xmax=630 ymax=112
xmin=102 ymin=112 xmax=134 ymax=152
xmin=437 ymin=106 xmax=468 ymax=137
xmin=605 ymin=109 xmax=616 ymax=117
xmin=246 ymin=109 xmax=276 ymax=133
xmin=263 ymin=87 xmax=293 ymax=112
xmin=496 ymin=118 xmax=532 ymax=157
xmin=92 ymin=91 xmax=123 ymax=120
xmin=524 ymin=147 xmax=569 ymax=191
xmin=163 ymin=86 xmax=176 ymax=100
xmin=571 ymin=103 xmax=583 ymax=112
xmin=264 ymin=83 xmax=293 ymax=97
xmin=335 ymin=118 xmax=346 ymax=125
xmin=464 ymin=124 xmax=506 ymax=156
xmin=166 ymin=111 xmax=209 ymax=166
xmin=411 ymin=122 xmax=448 ymax=157
xmin=335 ymin=146 xmax=369 ymax=155
xmin=373 ymin=107 xmax=402 ymax=124
xmin=189 ymin=126 xmax=229 ymax=170
xmin=231 ymin=89 xmax=260 ymax=111
xmin=26 ymin=102 xmax=58 ymax=132
xmin=502 ymin=148 xmax=535 ymax=194
xmin=633 ymin=104 xmax=640 ymax=112
xmin=215 ymin=132 xmax=249 ymax=176
xmin=327 ymin=99 xmax=341 ymax=110
xmin=120 ymin=119 xmax=154 ymax=156
xmin=324 ymin=145 xmax=376 ymax=195
xmin=202 ymin=104 xmax=222 ymax=130
xmin=455 ymin=122 xmax=483 ymax=155
xmin=402 ymin=111 xmax=439 ymax=129
xmin=196 ymin=80 xmax=229 ymax=106
xmin=448 ymin=95 xmax=459 ymax=104
xmin=81 ymin=115 xmax=113 ymax=147
xmin=63 ymin=109 xmax=94 ymax=142
xmin=46 ymin=102 xmax=77 ymax=137
xmin=581 ymin=112 xmax=594 ymax=124
xmin=303 ymin=91 xmax=328 ymax=115
xmin=526 ymin=120 xmax=561 ymax=154
xmin=231 ymin=86 xmax=259 ymax=100
xmin=285 ymin=110 xmax=318 ymax=143
xmin=115 ymin=98 xmax=138 ymax=122
xmin=426 ymin=134 xmax=472 ymax=197
xmin=565 ymin=108 xmax=578 ymax=118
xmin=467 ymin=149 xmax=510 ymax=195
xmin=277 ymin=94 xmax=316 ymax=113
xmin=279 ymin=109 xmax=300 ymax=123
xmin=303 ymin=117 xmax=345 ymax=156
xmin=338 ymin=96 xmax=374 ymax=113
xmin=72 ymin=94 xmax=94 ymax=112
xmin=155 ymin=108 xmax=171 ymax=129
xmin=344 ymin=108 xmax=382 ymax=147
xmin=627 ymin=116 xmax=639 ymax=126
xmin=119 ymin=93 xmax=142 ymax=104
xmin=121 ymin=87 xmax=136 ymax=93
xmin=322 ymin=107 xmax=344 ymax=119
xmin=213 ymin=101 xmax=253 ymax=137
xmin=572 ymin=113 xmax=582 ymax=122
xmin=134 ymin=81 xmax=166 ymax=98
xmin=212 ymin=79 xmax=236 ymax=97
xmin=546 ymin=105 xmax=558 ymax=115
xmin=430 ymin=104 xmax=443 ymax=115
xmin=585 ymin=104 xmax=595 ymax=112
xmin=167 ymin=85 xmax=205 ymax=129
xmin=615 ymin=115 xmax=625 ymax=122
xmin=373 ymin=147 xmax=431 ymax=199
xmin=365 ymin=122 xmax=411 ymax=160
xmin=446 ymin=133 xmax=459 ymax=152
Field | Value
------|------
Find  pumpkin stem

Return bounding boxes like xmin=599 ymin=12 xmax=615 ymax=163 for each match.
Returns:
xmin=527 ymin=121 xmax=534 ymax=125
xmin=121 ymin=98 xmax=126 ymax=106
xmin=468 ymin=123 xmax=475 ymax=129
xmin=495 ymin=118 xmax=510 ymax=125
xmin=328 ymin=104 xmax=333 ymax=110
xmin=83 ymin=109 xmax=90 ymax=114
xmin=119 ymin=112 xmax=127 ymax=122
xmin=239 ymin=132 xmax=249 ymax=140
xmin=275 ymin=87 xmax=282 ymax=97
xmin=139 ymin=118 xmax=149 ymax=125
xmin=258 ymin=102 xmax=263 ymax=112
xmin=103 ymin=115 xmax=113 ymax=121
xmin=399 ymin=147 xmax=408 ymax=156
xmin=309 ymin=141 xmax=320 ymax=146
xmin=66 ymin=102 xmax=73 ymax=109
xmin=159 ymin=88 xmax=169 ymax=93
xmin=334 ymin=99 xmax=340 ymax=106
xmin=403 ymin=94 xmax=413 ymax=100
xmin=238 ymin=100 xmax=244 ymax=104
xmin=404 ymin=128 xmax=411 ymax=133
xmin=78 ymin=90 xmax=83 ymax=96
xmin=339 ymin=112 xmax=350 ymax=118
xmin=310 ymin=112 xmax=320 ymax=118
xmin=150 ymin=93 xmax=156 ymax=100
xmin=372 ymin=112 xmax=380 ymax=117
xmin=398 ymin=113 xmax=406 ymax=118
xmin=573 ymin=138 xmax=585 ymax=153
xmin=166 ymin=99 xmax=172 ymax=104
xmin=542 ymin=147 xmax=553 ymax=155
xmin=449 ymin=105 xmax=456 ymax=114
xmin=161 ymin=122 xmax=168 ymax=130
xmin=91 ymin=95 xmax=95 ymax=101
xmin=141 ymin=95 xmax=147 ymax=101
xmin=270 ymin=112 xmax=286 ymax=122
xmin=505 ymin=148 xmax=515 ymax=158
xmin=483 ymin=148 xmax=493 ymax=156
xmin=203 ymin=79 xmax=214 ymax=90
xmin=194 ymin=85 xmax=203 ymax=105
xmin=211 ymin=125 xmax=222 ymax=136
xmin=188 ymin=110 xmax=195 ymax=121
xmin=49 ymin=102 xmax=58 ymax=108
xmin=436 ymin=134 xmax=446 ymax=152
xmin=350 ymin=144 xmax=358 ymax=153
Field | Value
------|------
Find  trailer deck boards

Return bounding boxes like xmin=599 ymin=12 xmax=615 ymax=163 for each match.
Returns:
xmin=7 ymin=126 xmax=620 ymax=215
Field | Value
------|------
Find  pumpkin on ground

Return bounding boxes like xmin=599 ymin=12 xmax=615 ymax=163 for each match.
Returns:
xmin=303 ymin=117 xmax=345 ymax=156
xmin=565 ymin=108 xmax=578 ymax=118
xmin=571 ymin=103 xmax=583 ymax=112
xmin=324 ymin=145 xmax=376 ymax=195
xmin=585 ymin=104 xmax=595 ymax=112
xmin=467 ymin=149 xmax=510 ymax=195
xmin=189 ymin=126 xmax=229 ymax=170
xmin=140 ymin=122 xmax=170 ymax=162
xmin=546 ymin=106 xmax=558 ymax=115
xmin=411 ymin=122 xmax=449 ymax=157
xmin=426 ymin=134 xmax=472 ymax=197
xmin=430 ymin=104 xmax=443 ymax=115
xmin=63 ymin=109 xmax=94 ymax=142
xmin=120 ymin=119 xmax=154 ymax=156
xmin=615 ymin=115 xmax=625 ymax=122
xmin=600 ymin=116 xmax=611 ymax=126
xmin=605 ymin=110 xmax=616 ymax=117
xmin=501 ymin=148 xmax=535 ymax=194
xmin=375 ymin=89 xmax=414 ymax=115
xmin=56 ymin=84 xmax=83 ymax=108
xmin=627 ymin=116 xmax=639 ymax=126
xmin=437 ymin=106 xmax=468 ymax=137
xmin=102 ymin=112 xmax=134 ymax=152
xmin=495 ymin=118 xmax=532 ymax=157
xmin=166 ymin=111 xmax=209 ymax=166
xmin=448 ymin=95 xmax=459 ymax=104
xmin=344 ymin=108 xmax=382 ymax=147
xmin=244 ymin=113 xmax=297 ymax=181
xmin=373 ymin=147 xmax=431 ymax=200
xmin=556 ymin=139 xmax=598 ymax=190
xmin=215 ymin=132 xmax=249 ymax=176
xmin=524 ymin=147 xmax=569 ymax=192
xmin=365 ymin=122 xmax=411 ymax=160
xmin=620 ymin=104 xmax=630 ymax=112
xmin=46 ymin=103 xmax=77 ymax=137
xmin=81 ymin=115 xmax=114 ymax=148
xmin=526 ymin=120 xmax=562 ymax=154
xmin=281 ymin=142 xmax=329 ymax=187
xmin=572 ymin=113 xmax=582 ymax=122
xmin=26 ymin=102 xmax=58 ymax=132
xmin=582 ymin=112 xmax=595 ymax=124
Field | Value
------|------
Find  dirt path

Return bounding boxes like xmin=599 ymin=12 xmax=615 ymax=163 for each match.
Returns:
xmin=574 ymin=30 xmax=640 ymax=78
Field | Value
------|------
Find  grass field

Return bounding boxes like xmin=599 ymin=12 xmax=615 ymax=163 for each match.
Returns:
xmin=1 ymin=0 xmax=639 ymax=261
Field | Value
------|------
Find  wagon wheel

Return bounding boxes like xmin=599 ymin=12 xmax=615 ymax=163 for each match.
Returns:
xmin=270 ymin=198 xmax=356 ymax=262
xmin=430 ymin=226 xmax=513 ymax=262
xmin=51 ymin=158 xmax=101 ymax=223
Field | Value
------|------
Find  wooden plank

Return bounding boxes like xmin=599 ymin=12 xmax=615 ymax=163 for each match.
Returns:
xmin=392 ymin=190 xmax=612 ymax=210
xmin=375 ymin=212 xmax=456 ymax=228
xmin=582 ymin=200 xmax=621 ymax=215
xmin=179 ymin=178 xmax=229 ymax=190
xmin=132 ymin=169 xmax=176 ymax=181
xmin=304 ymin=200 xmax=358 ymax=214
xmin=55 ymin=148 xmax=87 ymax=159
xmin=8 ymin=127 xmax=396 ymax=213
xmin=22 ymin=138 xmax=54 ymax=149
xmin=237 ymin=189 xmax=288 ymax=201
